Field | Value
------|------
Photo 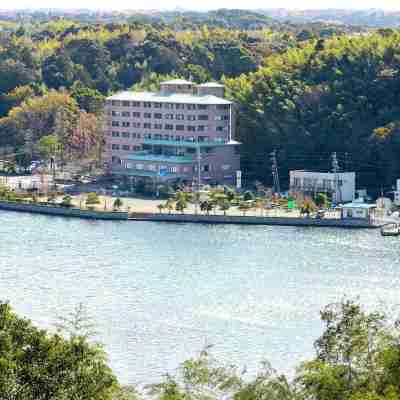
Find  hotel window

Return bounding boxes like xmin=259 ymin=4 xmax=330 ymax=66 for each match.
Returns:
xmin=112 ymin=144 xmax=120 ymax=150
xmin=147 ymin=164 xmax=156 ymax=171
xmin=202 ymin=164 xmax=210 ymax=172
xmin=144 ymin=123 xmax=151 ymax=129
xmin=133 ymin=146 xmax=141 ymax=151
xmin=168 ymin=166 xmax=178 ymax=173
xmin=165 ymin=124 xmax=173 ymax=130
xmin=164 ymin=103 xmax=174 ymax=109
xmin=112 ymin=111 xmax=121 ymax=117
xmin=175 ymin=104 xmax=184 ymax=110
xmin=163 ymin=134 xmax=170 ymax=140
xmin=122 ymin=132 xmax=130 ymax=138
xmin=154 ymin=113 xmax=162 ymax=119
xmin=154 ymin=124 xmax=162 ymax=129
xmin=132 ymin=101 xmax=140 ymax=107
xmin=197 ymin=126 xmax=205 ymax=132
xmin=176 ymin=125 xmax=184 ymax=131
xmin=112 ymin=131 xmax=120 ymax=137
xmin=175 ymin=114 xmax=184 ymax=120
xmin=111 ymin=100 xmax=120 ymax=106
xmin=132 ymin=122 xmax=141 ymax=128
xmin=187 ymin=126 xmax=196 ymax=132
xmin=215 ymin=115 xmax=229 ymax=121
xmin=154 ymin=102 xmax=162 ymax=108
xmin=122 ymin=111 xmax=130 ymax=117
xmin=197 ymin=104 xmax=208 ymax=110
xmin=144 ymin=113 xmax=152 ymax=118
xmin=187 ymin=115 xmax=196 ymax=121
xmin=132 ymin=112 xmax=141 ymax=118
xmin=216 ymin=126 xmax=225 ymax=132
xmin=136 ymin=164 xmax=144 ymax=170
xmin=143 ymin=102 xmax=152 ymax=108
xmin=122 ymin=145 xmax=130 ymax=151
xmin=216 ymin=104 xmax=229 ymax=110
xmin=112 ymin=121 xmax=120 ymax=127
xmin=165 ymin=114 xmax=174 ymax=120
xmin=186 ymin=104 xmax=196 ymax=110
xmin=144 ymin=134 xmax=152 ymax=139
xmin=122 ymin=101 xmax=130 ymax=107
xmin=198 ymin=115 xmax=209 ymax=121
xmin=122 ymin=121 xmax=130 ymax=127
xmin=221 ymin=164 xmax=231 ymax=171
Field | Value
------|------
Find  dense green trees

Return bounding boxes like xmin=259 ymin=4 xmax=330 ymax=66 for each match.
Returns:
xmin=226 ymin=31 xmax=400 ymax=193
xmin=1 ymin=17 xmax=400 ymax=191
xmin=148 ymin=300 xmax=400 ymax=400
xmin=3 ymin=297 xmax=400 ymax=400
xmin=0 ymin=301 xmax=119 ymax=400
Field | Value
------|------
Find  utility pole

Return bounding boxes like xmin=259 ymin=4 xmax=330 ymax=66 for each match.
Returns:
xmin=270 ymin=149 xmax=280 ymax=196
xmin=197 ymin=142 xmax=202 ymax=192
xmin=332 ymin=152 xmax=340 ymax=204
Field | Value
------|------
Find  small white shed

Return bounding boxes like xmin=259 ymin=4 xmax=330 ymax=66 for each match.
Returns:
xmin=341 ymin=202 xmax=376 ymax=220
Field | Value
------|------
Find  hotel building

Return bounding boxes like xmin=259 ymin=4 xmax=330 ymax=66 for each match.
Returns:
xmin=103 ymin=79 xmax=240 ymax=186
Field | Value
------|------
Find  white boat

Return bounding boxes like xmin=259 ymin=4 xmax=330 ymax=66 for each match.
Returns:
xmin=380 ymin=223 xmax=400 ymax=237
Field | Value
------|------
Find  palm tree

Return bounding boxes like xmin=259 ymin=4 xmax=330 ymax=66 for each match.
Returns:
xmin=175 ymin=199 xmax=187 ymax=214
xmin=200 ymin=200 xmax=213 ymax=215
xmin=157 ymin=204 xmax=165 ymax=214
xmin=219 ymin=199 xmax=231 ymax=216
xmin=113 ymin=198 xmax=123 ymax=211
xmin=238 ymin=202 xmax=251 ymax=216
xmin=166 ymin=199 xmax=175 ymax=214
xmin=61 ymin=195 xmax=73 ymax=208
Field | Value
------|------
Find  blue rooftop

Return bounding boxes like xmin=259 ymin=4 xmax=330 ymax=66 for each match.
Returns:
xmin=341 ymin=202 xmax=376 ymax=209
xmin=123 ymin=152 xmax=195 ymax=164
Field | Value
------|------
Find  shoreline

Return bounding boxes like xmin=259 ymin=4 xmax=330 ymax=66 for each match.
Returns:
xmin=0 ymin=200 xmax=380 ymax=228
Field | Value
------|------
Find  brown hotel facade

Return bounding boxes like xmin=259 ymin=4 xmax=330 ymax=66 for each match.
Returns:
xmin=103 ymin=79 xmax=240 ymax=185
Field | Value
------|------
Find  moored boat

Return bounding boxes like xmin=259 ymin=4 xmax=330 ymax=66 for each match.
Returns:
xmin=380 ymin=223 xmax=400 ymax=237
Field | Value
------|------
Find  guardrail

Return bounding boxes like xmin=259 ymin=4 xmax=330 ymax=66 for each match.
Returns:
xmin=0 ymin=200 xmax=129 ymax=220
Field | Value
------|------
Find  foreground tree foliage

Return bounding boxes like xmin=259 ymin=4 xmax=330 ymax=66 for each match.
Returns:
xmin=0 ymin=301 xmax=120 ymax=400
xmin=2 ymin=299 xmax=400 ymax=400
xmin=148 ymin=301 xmax=400 ymax=400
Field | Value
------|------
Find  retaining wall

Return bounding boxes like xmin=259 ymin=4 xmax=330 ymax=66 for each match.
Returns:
xmin=129 ymin=212 xmax=378 ymax=228
xmin=0 ymin=201 xmax=128 ymax=220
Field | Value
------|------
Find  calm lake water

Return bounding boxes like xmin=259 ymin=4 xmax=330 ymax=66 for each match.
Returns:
xmin=0 ymin=210 xmax=399 ymax=384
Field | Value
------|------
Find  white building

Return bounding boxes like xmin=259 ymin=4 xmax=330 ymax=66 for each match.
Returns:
xmin=340 ymin=202 xmax=376 ymax=220
xmin=290 ymin=170 xmax=356 ymax=203
xmin=394 ymin=179 xmax=400 ymax=206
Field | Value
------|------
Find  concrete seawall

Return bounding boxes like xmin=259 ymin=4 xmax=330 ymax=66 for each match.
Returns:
xmin=0 ymin=201 xmax=129 ymax=220
xmin=129 ymin=212 xmax=378 ymax=228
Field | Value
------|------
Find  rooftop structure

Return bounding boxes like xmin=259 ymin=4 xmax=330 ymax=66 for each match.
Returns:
xmin=340 ymin=201 xmax=376 ymax=220
xmin=103 ymin=80 xmax=240 ymax=187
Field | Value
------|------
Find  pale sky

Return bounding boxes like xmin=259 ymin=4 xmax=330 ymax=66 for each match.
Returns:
xmin=1 ymin=0 xmax=400 ymax=11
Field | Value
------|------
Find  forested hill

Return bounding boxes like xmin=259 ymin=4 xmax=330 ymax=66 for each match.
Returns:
xmin=225 ymin=31 xmax=400 ymax=193
xmin=0 ymin=16 xmax=400 ymax=192
xmin=261 ymin=9 xmax=400 ymax=28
